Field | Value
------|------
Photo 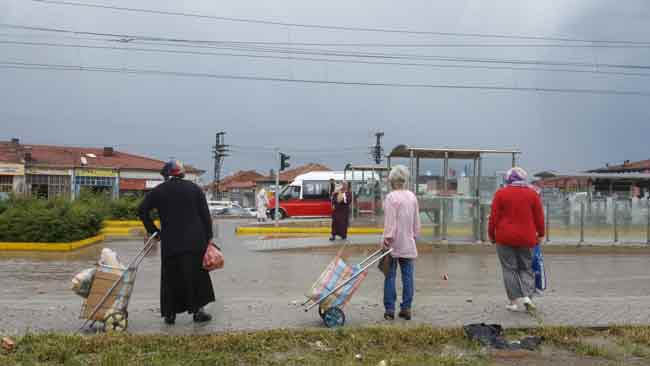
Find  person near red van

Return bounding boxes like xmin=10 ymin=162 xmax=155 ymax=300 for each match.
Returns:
xmin=330 ymin=182 xmax=351 ymax=241
xmin=489 ymin=167 xmax=545 ymax=313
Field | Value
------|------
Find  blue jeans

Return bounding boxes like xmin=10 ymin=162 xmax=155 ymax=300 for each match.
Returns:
xmin=383 ymin=257 xmax=414 ymax=313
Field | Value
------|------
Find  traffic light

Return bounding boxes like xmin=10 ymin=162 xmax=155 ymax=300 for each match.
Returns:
xmin=280 ymin=152 xmax=291 ymax=171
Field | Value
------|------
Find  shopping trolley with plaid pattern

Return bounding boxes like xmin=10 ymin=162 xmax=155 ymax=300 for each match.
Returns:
xmin=301 ymin=246 xmax=392 ymax=328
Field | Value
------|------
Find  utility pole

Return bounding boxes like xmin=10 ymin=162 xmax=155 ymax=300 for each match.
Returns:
xmin=211 ymin=132 xmax=229 ymax=200
xmin=274 ymin=149 xmax=280 ymax=226
xmin=370 ymin=131 xmax=384 ymax=164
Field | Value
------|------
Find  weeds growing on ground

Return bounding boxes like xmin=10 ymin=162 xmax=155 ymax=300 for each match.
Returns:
xmin=1 ymin=326 xmax=650 ymax=366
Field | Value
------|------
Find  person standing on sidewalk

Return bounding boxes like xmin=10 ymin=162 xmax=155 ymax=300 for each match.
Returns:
xmin=256 ymin=187 xmax=269 ymax=223
xmin=330 ymin=182 xmax=352 ymax=241
xmin=382 ymin=165 xmax=421 ymax=321
xmin=138 ymin=160 xmax=216 ymax=325
xmin=489 ymin=167 xmax=545 ymax=313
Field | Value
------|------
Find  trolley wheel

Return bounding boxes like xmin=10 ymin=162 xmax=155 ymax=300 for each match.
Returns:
xmin=322 ymin=307 xmax=345 ymax=328
xmin=103 ymin=310 xmax=128 ymax=332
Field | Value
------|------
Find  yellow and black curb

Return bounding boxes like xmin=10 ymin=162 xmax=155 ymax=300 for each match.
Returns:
xmin=0 ymin=220 xmax=158 ymax=252
xmin=0 ymin=234 xmax=105 ymax=252
xmin=101 ymin=220 xmax=160 ymax=238
xmin=236 ymin=226 xmax=384 ymax=235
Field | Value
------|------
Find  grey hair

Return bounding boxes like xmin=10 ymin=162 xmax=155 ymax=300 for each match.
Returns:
xmin=389 ymin=165 xmax=410 ymax=189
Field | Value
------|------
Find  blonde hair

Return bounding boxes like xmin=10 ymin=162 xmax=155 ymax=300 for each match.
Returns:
xmin=389 ymin=165 xmax=409 ymax=190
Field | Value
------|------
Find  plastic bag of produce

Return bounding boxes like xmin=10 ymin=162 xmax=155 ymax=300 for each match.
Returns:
xmin=99 ymin=248 xmax=126 ymax=273
xmin=71 ymin=268 xmax=96 ymax=298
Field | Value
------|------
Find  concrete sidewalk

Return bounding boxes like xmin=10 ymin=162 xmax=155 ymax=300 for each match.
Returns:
xmin=1 ymin=220 xmax=649 ymax=335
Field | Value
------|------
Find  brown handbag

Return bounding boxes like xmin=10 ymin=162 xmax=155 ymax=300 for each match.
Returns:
xmin=202 ymin=241 xmax=224 ymax=271
xmin=378 ymin=249 xmax=392 ymax=276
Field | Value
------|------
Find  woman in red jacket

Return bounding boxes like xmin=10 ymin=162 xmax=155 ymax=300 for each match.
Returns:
xmin=489 ymin=167 xmax=545 ymax=312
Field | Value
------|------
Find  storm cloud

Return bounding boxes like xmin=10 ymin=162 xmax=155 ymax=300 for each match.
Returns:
xmin=1 ymin=0 xmax=649 ymax=180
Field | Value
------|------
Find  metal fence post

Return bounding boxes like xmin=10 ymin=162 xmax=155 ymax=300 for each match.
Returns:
xmin=579 ymin=201 xmax=585 ymax=246
xmin=646 ymin=198 xmax=650 ymax=245
xmin=479 ymin=204 xmax=487 ymax=243
xmin=545 ymin=201 xmax=550 ymax=243
xmin=613 ymin=200 xmax=619 ymax=244
xmin=474 ymin=197 xmax=480 ymax=243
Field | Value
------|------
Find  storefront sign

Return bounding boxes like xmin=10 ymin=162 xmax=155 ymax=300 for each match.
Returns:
xmin=145 ymin=180 xmax=163 ymax=189
xmin=76 ymin=168 xmax=117 ymax=177
xmin=25 ymin=167 xmax=72 ymax=176
xmin=0 ymin=163 xmax=24 ymax=176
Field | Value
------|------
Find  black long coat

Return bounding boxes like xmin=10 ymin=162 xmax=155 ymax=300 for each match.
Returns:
xmin=138 ymin=178 xmax=213 ymax=257
xmin=331 ymin=191 xmax=351 ymax=238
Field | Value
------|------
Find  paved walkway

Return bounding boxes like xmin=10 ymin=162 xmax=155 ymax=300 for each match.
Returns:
xmin=1 ymin=220 xmax=649 ymax=335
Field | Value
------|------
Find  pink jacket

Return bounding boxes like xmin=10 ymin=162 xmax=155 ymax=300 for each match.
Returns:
xmin=383 ymin=190 xmax=421 ymax=258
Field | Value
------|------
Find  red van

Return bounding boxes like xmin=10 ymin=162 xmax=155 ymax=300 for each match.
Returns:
xmin=267 ymin=171 xmax=382 ymax=219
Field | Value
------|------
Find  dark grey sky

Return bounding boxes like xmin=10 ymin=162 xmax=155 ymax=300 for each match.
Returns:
xmin=2 ymin=0 xmax=649 ymax=181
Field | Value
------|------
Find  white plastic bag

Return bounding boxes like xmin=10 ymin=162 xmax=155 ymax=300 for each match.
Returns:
xmin=71 ymin=268 xmax=96 ymax=298
xmin=99 ymin=248 xmax=126 ymax=272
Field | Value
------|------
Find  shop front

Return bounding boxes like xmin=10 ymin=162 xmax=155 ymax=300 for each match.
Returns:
xmin=25 ymin=167 xmax=72 ymax=199
xmin=74 ymin=168 xmax=119 ymax=198
xmin=0 ymin=163 xmax=24 ymax=198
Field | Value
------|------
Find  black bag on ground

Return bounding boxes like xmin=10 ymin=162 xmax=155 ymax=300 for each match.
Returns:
xmin=463 ymin=323 xmax=543 ymax=351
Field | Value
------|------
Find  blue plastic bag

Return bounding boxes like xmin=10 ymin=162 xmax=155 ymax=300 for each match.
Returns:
xmin=532 ymin=244 xmax=547 ymax=291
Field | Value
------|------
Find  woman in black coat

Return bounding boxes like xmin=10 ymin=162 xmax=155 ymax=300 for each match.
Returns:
xmin=138 ymin=160 xmax=215 ymax=325
xmin=330 ymin=181 xmax=352 ymax=241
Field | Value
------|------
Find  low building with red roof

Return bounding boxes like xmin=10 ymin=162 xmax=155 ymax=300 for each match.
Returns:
xmin=0 ymin=138 xmax=204 ymax=199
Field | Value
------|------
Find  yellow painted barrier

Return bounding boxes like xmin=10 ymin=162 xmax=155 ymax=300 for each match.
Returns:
xmin=101 ymin=227 xmax=144 ymax=238
xmin=235 ymin=227 xmax=464 ymax=236
xmin=103 ymin=220 xmax=159 ymax=228
xmin=236 ymin=226 xmax=384 ymax=235
xmin=0 ymin=234 xmax=105 ymax=252
xmin=101 ymin=220 xmax=158 ymax=238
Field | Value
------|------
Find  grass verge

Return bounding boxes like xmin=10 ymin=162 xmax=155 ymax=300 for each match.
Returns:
xmin=2 ymin=326 xmax=650 ymax=366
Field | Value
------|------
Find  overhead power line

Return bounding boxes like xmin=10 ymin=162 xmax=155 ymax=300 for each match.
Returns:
xmin=3 ymin=30 xmax=650 ymax=49
xmin=4 ymin=39 xmax=650 ymax=78
xmin=230 ymin=144 xmax=369 ymax=153
xmin=2 ymin=60 xmax=649 ymax=96
xmin=176 ymin=43 xmax=650 ymax=70
xmin=31 ymin=0 xmax=650 ymax=45
xmin=2 ymin=24 xmax=649 ymax=70
xmin=4 ymin=37 xmax=650 ymax=73
xmin=3 ymin=23 xmax=650 ymax=51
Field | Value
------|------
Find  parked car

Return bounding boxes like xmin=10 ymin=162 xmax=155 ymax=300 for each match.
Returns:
xmin=208 ymin=200 xmax=241 ymax=216
xmin=215 ymin=207 xmax=255 ymax=217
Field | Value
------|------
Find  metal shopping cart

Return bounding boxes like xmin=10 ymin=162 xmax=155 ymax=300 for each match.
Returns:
xmin=78 ymin=232 xmax=158 ymax=332
xmin=301 ymin=246 xmax=392 ymax=328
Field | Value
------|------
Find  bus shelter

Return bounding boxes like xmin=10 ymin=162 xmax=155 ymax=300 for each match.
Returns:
xmin=343 ymin=164 xmax=390 ymax=222
xmin=387 ymin=146 xmax=520 ymax=243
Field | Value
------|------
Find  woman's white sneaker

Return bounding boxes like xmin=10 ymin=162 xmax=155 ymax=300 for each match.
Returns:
xmin=505 ymin=303 xmax=520 ymax=312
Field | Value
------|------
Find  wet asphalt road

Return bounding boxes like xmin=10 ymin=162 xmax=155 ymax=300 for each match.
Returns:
xmin=1 ymin=219 xmax=650 ymax=335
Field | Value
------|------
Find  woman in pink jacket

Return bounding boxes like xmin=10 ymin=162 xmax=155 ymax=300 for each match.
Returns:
xmin=382 ymin=165 xmax=421 ymax=320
